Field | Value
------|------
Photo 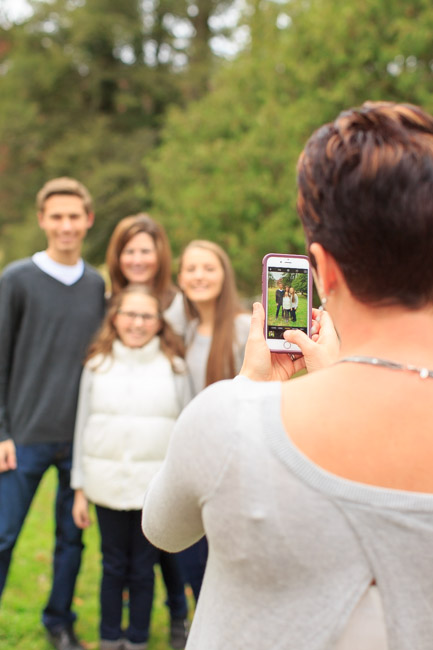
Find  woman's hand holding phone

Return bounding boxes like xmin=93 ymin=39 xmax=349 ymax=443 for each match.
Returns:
xmin=262 ymin=253 xmax=311 ymax=353
xmin=240 ymin=303 xmax=302 ymax=382
xmin=285 ymin=306 xmax=340 ymax=373
xmin=240 ymin=303 xmax=340 ymax=382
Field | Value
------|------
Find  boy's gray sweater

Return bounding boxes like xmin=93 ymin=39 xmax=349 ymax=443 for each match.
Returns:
xmin=0 ymin=258 xmax=105 ymax=445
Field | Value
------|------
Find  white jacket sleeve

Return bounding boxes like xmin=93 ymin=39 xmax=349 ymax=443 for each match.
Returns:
xmin=70 ymin=366 xmax=93 ymax=490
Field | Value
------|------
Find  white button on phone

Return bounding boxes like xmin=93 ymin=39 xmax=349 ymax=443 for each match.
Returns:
xmin=283 ymin=341 xmax=292 ymax=349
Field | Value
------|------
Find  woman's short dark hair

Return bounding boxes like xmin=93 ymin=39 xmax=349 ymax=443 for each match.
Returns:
xmin=297 ymin=101 xmax=433 ymax=308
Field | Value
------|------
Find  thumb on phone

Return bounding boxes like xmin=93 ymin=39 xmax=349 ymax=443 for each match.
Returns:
xmin=240 ymin=303 xmax=272 ymax=381
xmin=284 ymin=309 xmax=340 ymax=373
xmin=241 ymin=304 xmax=301 ymax=382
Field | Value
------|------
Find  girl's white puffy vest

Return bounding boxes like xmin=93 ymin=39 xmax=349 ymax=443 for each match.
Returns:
xmin=72 ymin=338 xmax=188 ymax=510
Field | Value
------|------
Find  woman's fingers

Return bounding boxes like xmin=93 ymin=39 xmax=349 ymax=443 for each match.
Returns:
xmin=241 ymin=303 xmax=298 ymax=381
xmin=241 ymin=302 xmax=340 ymax=380
xmin=284 ymin=308 xmax=340 ymax=372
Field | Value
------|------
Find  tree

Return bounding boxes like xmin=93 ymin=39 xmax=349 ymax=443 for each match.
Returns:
xmin=0 ymin=1 xmax=160 ymax=261
xmin=0 ymin=0 xmax=238 ymax=265
xmin=147 ymin=0 xmax=433 ymax=294
xmin=291 ymin=274 xmax=308 ymax=295
xmin=2 ymin=0 xmax=433 ymax=278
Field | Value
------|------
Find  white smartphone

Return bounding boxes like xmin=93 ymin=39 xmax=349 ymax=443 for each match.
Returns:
xmin=262 ymin=253 xmax=312 ymax=354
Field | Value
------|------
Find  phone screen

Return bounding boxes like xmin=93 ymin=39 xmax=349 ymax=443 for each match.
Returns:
xmin=266 ymin=265 xmax=309 ymax=340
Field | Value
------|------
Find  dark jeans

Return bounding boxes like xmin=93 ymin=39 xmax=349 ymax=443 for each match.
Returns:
xmin=0 ymin=442 xmax=83 ymax=630
xmin=96 ymin=505 xmax=160 ymax=643
xmin=159 ymin=551 xmax=188 ymax=620
xmin=178 ymin=536 xmax=208 ymax=603
xmin=291 ymin=308 xmax=297 ymax=322
xmin=275 ymin=304 xmax=282 ymax=318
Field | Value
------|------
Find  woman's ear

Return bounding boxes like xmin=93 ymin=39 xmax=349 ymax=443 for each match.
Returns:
xmin=309 ymin=243 xmax=341 ymax=301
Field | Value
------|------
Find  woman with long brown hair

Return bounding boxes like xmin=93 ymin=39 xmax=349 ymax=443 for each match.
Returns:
xmin=106 ymin=213 xmax=186 ymax=334
xmin=105 ymin=215 xmax=188 ymax=648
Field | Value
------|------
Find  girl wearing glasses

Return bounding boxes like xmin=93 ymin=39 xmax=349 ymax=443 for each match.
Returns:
xmin=71 ymin=285 xmax=191 ymax=650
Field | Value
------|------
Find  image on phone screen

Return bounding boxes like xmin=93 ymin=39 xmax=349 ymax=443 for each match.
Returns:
xmin=267 ymin=266 xmax=309 ymax=340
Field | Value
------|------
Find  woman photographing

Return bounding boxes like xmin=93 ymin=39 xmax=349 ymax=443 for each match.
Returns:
xmin=142 ymin=102 xmax=433 ymax=649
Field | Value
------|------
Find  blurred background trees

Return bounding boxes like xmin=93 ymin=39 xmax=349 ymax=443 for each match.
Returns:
xmin=1 ymin=0 xmax=432 ymax=292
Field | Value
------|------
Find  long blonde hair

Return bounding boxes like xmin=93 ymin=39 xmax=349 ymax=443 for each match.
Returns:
xmin=86 ymin=285 xmax=185 ymax=371
xmin=179 ymin=240 xmax=243 ymax=387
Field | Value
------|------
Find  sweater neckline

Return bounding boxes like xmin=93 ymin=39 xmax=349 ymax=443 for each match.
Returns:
xmin=30 ymin=258 xmax=86 ymax=288
xmin=263 ymin=381 xmax=433 ymax=511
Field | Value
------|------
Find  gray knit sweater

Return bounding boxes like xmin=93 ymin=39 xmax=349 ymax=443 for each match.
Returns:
xmin=0 ymin=258 xmax=105 ymax=444
xmin=142 ymin=376 xmax=433 ymax=650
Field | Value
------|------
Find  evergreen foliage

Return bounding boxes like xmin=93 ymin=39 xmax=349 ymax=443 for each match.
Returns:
xmin=148 ymin=0 xmax=433 ymax=292
xmin=1 ymin=0 xmax=432 ymax=292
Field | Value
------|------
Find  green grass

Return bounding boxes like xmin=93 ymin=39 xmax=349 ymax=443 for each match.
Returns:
xmin=267 ymin=288 xmax=308 ymax=328
xmin=0 ymin=468 xmax=193 ymax=650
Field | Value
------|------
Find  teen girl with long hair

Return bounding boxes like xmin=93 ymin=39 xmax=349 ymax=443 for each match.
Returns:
xmin=178 ymin=240 xmax=250 ymax=395
xmin=176 ymin=240 xmax=250 ymax=598
xmin=289 ymin=286 xmax=298 ymax=322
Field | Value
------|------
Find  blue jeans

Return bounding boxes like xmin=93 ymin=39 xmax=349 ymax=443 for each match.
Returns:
xmin=178 ymin=537 xmax=208 ymax=603
xmin=96 ymin=505 xmax=160 ymax=643
xmin=0 ymin=442 xmax=83 ymax=630
xmin=159 ymin=551 xmax=188 ymax=619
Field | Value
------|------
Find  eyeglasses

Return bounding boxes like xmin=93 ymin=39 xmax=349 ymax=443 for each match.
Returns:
xmin=117 ymin=310 xmax=160 ymax=322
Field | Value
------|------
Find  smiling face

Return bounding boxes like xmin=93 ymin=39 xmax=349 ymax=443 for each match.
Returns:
xmin=113 ymin=292 xmax=161 ymax=348
xmin=178 ymin=246 xmax=225 ymax=306
xmin=119 ymin=232 xmax=159 ymax=287
xmin=38 ymin=194 xmax=94 ymax=264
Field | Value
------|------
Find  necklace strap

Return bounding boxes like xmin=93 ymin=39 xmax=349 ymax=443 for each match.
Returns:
xmin=336 ymin=355 xmax=433 ymax=380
